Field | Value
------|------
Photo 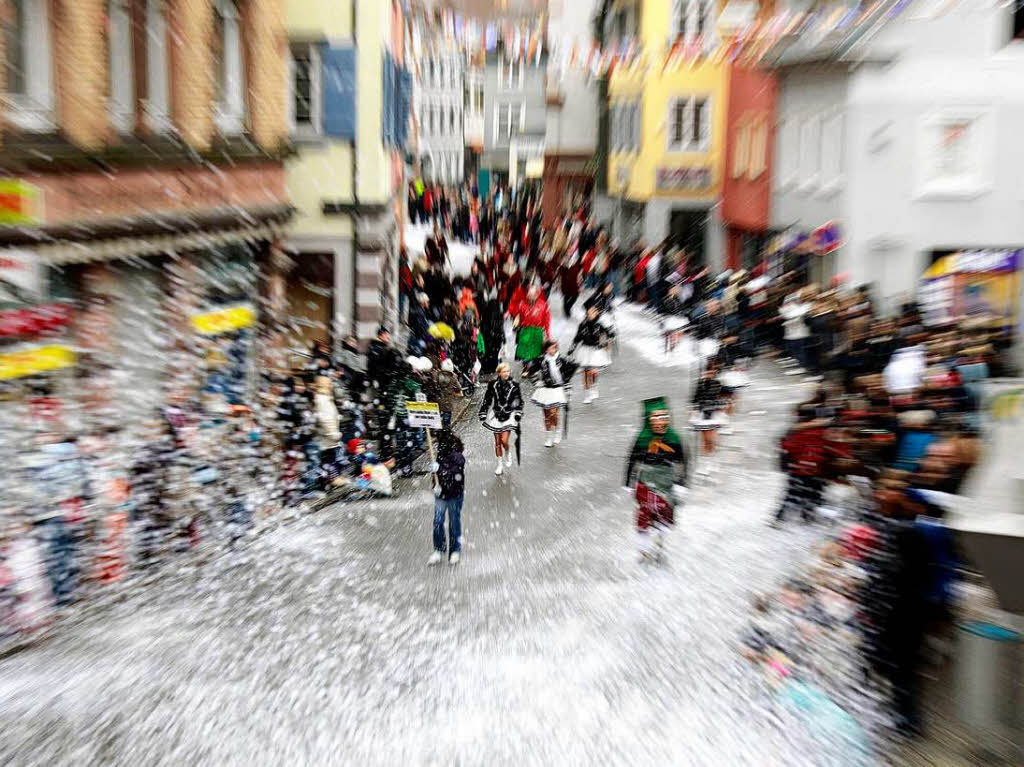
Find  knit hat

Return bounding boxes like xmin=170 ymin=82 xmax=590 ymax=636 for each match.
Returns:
xmin=634 ymin=396 xmax=681 ymax=451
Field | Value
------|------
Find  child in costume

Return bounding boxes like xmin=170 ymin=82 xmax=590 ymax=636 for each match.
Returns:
xmin=570 ymin=305 xmax=612 ymax=404
xmin=624 ymin=397 xmax=690 ymax=562
xmin=478 ymin=362 xmax=524 ymax=475
xmin=531 ymin=340 xmax=577 ymax=448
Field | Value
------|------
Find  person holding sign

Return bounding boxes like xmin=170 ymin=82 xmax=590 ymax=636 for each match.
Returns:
xmin=428 ymin=432 xmax=465 ymax=567
xmin=478 ymin=362 xmax=524 ymax=475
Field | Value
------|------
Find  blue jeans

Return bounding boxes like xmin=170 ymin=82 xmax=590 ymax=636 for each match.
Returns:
xmin=41 ymin=516 xmax=75 ymax=606
xmin=433 ymin=496 xmax=463 ymax=553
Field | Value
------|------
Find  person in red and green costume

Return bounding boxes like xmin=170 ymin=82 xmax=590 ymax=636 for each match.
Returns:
xmin=624 ymin=396 xmax=690 ymax=562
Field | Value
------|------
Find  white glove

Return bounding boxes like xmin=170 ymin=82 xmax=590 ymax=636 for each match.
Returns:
xmin=430 ymin=461 xmax=440 ymax=473
xmin=672 ymin=484 xmax=688 ymax=502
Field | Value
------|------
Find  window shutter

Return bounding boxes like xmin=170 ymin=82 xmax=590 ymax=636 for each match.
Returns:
xmin=397 ymin=67 xmax=412 ymax=146
xmin=322 ymin=45 xmax=356 ymax=139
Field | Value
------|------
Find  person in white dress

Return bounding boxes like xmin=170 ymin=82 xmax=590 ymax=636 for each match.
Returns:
xmin=478 ymin=363 xmax=524 ymax=475
xmin=570 ymin=306 xmax=612 ymax=404
xmin=530 ymin=340 xmax=576 ymax=447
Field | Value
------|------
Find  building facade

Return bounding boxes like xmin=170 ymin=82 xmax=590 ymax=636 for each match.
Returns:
xmin=542 ymin=0 xmax=600 ymax=229
xmin=0 ymin=0 xmax=291 ymax=426
xmin=481 ymin=49 xmax=548 ymax=191
xmin=415 ymin=45 xmax=465 ymax=185
xmin=602 ymin=0 xmax=728 ymax=267
xmin=768 ymin=1 xmax=1024 ymax=323
xmin=284 ymin=0 xmax=411 ymax=348
xmin=721 ymin=62 xmax=777 ymax=271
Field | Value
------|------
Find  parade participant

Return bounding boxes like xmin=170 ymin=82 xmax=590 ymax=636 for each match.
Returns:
xmin=478 ymin=363 xmax=524 ymax=475
xmin=512 ymin=284 xmax=551 ymax=378
xmin=559 ymin=249 xmax=583 ymax=317
xmin=570 ymin=305 xmax=612 ymax=404
xmin=479 ymin=289 xmax=505 ymax=375
xmin=691 ymin=362 xmax=725 ymax=470
xmin=531 ymin=339 xmax=576 ymax=447
xmin=428 ymin=432 xmax=465 ymax=566
xmin=624 ymin=397 xmax=689 ymax=563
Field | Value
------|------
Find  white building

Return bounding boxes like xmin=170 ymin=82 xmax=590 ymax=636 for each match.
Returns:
xmin=415 ymin=46 xmax=466 ymax=185
xmin=768 ymin=1 xmax=1024 ymax=317
xmin=543 ymin=0 xmax=601 ymax=227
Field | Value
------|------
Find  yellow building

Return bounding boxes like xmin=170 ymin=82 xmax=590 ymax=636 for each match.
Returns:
xmin=603 ymin=0 xmax=728 ymax=266
xmin=284 ymin=0 xmax=411 ymax=348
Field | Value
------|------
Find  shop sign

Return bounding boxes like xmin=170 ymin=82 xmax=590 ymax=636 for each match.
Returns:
xmin=953 ymin=249 xmax=1020 ymax=274
xmin=0 ymin=344 xmax=76 ymax=381
xmin=656 ymin=167 xmax=712 ymax=191
xmin=0 ymin=249 xmax=42 ymax=302
xmin=811 ymin=221 xmax=843 ymax=255
xmin=0 ymin=302 xmax=73 ymax=337
xmin=191 ymin=303 xmax=255 ymax=336
xmin=0 ymin=181 xmax=41 ymax=225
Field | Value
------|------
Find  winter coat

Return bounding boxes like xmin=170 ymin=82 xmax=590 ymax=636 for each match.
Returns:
xmin=514 ymin=297 xmax=551 ymax=334
xmin=560 ymin=260 xmax=582 ymax=297
xmin=478 ymin=378 xmax=524 ymax=423
xmin=536 ymin=355 xmax=576 ymax=388
xmin=366 ymin=340 xmax=401 ymax=390
xmin=571 ymin=317 xmax=607 ymax=350
xmin=691 ymin=377 xmax=723 ymax=417
xmin=625 ymin=430 xmax=688 ymax=492
xmin=436 ymin=450 xmax=466 ymax=500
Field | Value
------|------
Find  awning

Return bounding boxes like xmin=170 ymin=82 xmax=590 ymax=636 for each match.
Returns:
xmin=0 ymin=203 xmax=293 ymax=265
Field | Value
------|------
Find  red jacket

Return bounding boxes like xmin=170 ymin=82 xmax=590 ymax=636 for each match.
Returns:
xmin=513 ymin=296 xmax=551 ymax=334
xmin=781 ymin=427 xmax=852 ymax=477
xmin=635 ymin=253 xmax=653 ymax=286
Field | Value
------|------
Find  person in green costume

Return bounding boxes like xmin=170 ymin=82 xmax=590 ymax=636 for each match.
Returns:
xmin=513 ymin=284 xmax=551 ymax=377
xmin=624 ymin=396 xmax=690 ymax=562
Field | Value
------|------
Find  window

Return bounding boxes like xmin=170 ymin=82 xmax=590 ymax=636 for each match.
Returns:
xmin=108 ymin=1 xmax=135 ymax=133
xmin=777 ymin=120 xmax=798 ymax=188
xmin=732 ymin=120 xmax=750 ymax=179
xmin=144 ymin=0 xmax=171 ymax=132
xmin=611 ymin=100 xmax=641 ymax=153
xmin=501 ymin=58 xmax=523 ymax=89
xmin=1015 ymin=2 xmax=1024 ymax=40
xmin=213 ymin=0 xmax=245 ymax=134
xmin=429 ymin=59 xmax=436 ymax=87
xmin=494 ymin=103 xmax=520 ymax=140
xmin=915 ymin=109 xmax=991 ymax=198
xmin=2 ymin=0 xmax=54 ymax=131
xmin=674 ymin=0 xmax=709 ymax=42
xmin=667 ymin=96 xmax=710 ymax=152
xmin=799 ymin=114 xmax=821 ymax=187
xmin=289 ymin=44 xmax=322 ymax=135
xmin=819 ymin=112 xmax=843 ymax=189
xmin=748 ymin=118 xmax=768 ymax=179
xmin=449 ymin=105 xmax=456 ymax=135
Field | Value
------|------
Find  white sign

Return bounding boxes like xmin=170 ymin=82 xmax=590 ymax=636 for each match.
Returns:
xmin=406 ymin=400 xmax=442 ymax=429
xmin=0 ymin=249 xmax=42 ymax=303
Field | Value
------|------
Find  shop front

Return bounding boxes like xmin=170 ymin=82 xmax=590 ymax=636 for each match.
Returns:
xmin=540 ymin=154 xmax=595 ymax=229
xmin=920 ymin=249 xmax=1021 ymax=330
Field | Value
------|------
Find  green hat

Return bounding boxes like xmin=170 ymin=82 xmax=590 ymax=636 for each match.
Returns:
xmin=636 ymin=396 xmax=678 ymax=450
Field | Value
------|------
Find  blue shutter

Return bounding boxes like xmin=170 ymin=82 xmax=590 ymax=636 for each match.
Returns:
xmin=322 ymin=46 xmax=356 ymax=139
xmin=382 ymin=54 xmax=396 ymax=147
xmin=397 ymin=67 xmax=412 ymax=147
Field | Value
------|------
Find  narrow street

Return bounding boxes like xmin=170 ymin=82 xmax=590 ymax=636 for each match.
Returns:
xmin=0 ymin=309 xmax=873 ymax=767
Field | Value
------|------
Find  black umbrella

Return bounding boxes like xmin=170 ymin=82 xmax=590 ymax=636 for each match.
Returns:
xmin=514 ymin=422 xmax=522 ymax=465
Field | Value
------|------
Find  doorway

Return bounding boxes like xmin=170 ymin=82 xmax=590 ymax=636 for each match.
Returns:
xmin=669 ymin=209 xmax=707 ymax=265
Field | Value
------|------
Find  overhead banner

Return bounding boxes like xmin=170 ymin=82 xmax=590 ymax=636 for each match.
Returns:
xmin=656 ymin=167 xmax=713 ymax=191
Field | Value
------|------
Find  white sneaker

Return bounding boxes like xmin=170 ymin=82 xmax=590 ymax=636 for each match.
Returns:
xmin=592 ymin=387 xmax=599 ymax=401
xmin=504 ymin=452 xmax=514 ymax=467
xmin=428 ymin=551 xmax=443 ymax=566
xmin=553 ymin=431 xmax=562 ymax=445
xmin=544 ymin=436 xmax=553 ymax=448
xmin=448 ymin=551 xmax=460 ymax=566
xmin=495 ymin=460 xmax=503 ymax=475
xmin=583 ymin=391 xmax=594 ymax=404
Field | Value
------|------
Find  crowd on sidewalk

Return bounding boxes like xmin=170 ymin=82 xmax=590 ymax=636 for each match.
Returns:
xmin=3 ymin=169 xmax=1014 ymax=749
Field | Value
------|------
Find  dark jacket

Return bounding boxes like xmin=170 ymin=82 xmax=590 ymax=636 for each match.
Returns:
xmin=571 ymin=317 xmax=607 ymax=350
xmin=366 ymin=340 xmax=400 ymax=390
xmin=691 ymin=377 xmax=723 ymax=417
xmin=625 ymin=431 xmax=689 ymax=489
xmin=536 ymin=355 xmax=577 ymax=388
xmin=436 ymin=450 xmax=466 ymax=499
xmin=478 ymin=377 xmax=524 ymax=423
